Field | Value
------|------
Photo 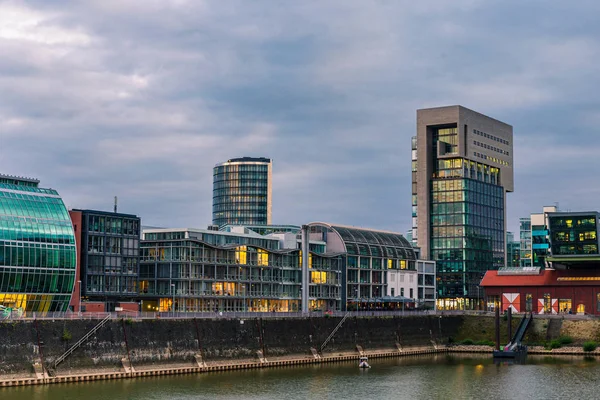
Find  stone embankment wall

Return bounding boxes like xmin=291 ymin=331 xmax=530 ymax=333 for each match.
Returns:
xmin=0 ymin=315 xmax=463 ymax=374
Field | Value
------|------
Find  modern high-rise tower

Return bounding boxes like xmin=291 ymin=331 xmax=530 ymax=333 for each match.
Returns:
xmin=212 ymin=157 xmax=272 ymax=227
xmin=412 ymin=106 xmax=514 ymax=310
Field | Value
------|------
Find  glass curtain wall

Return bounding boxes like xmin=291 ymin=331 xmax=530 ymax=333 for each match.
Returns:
xmin=0 ymin=180 xmax=76 ymax=314
xmin=550 ymin=215 xmax=599 ymax=255
xmin=212 ymin=159 xmax=271 ymax=227
xmin=139 ymin=237 xmax=342 ymax=313
xmin=430 ymin=126 xmax=505 ymax=310
xmin=519 ymin=218 xmax=532 ymax=267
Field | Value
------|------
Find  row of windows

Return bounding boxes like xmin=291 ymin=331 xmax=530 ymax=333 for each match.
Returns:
xmin=212 ymin=194 xmax=268 ymax=202
xmin=473 ymin=152 xmax=510 ymax=166
xmin=550 ymin=217 xmax=597 ymax=229
xmin=0 ymin=196 xmax=69 ymax=221
xmin=0 ymin=183 xmax=58 ymax=196
xmin=0 ymin=220 xmax=75 ymax=244
xmin=431 ymin=190 xmax=503 ymax=205
xmin=553 ymin=231 xmax=597 ymax=242
xmin=0 ymin=293 xmax=71 ymax=312
xmin=432 ymin=178 xmax=503 ymax=195
xmin=473 ymin=140 xmax=510 ymax=156
xmin=0 ymin=243 xmax=76 ymax=268
xmin=212 ymin=204 xmax=269 ymax=212
xmin=552 ymin=244 xmax=598 ymax=255
xmin=214 ymin=165 xmax=269 ymax=174
xmin=213 ymin=173 xmax=269 ymax=182
xmin=0 ymin=267 xmax=74 ymax=295
xmin=86 ymin=215 xmax=140 ymax=236
xmin=473 ymin=129 xmax=509 ymax=145
xmin=213 ymin=181 xmax=269 ymax=190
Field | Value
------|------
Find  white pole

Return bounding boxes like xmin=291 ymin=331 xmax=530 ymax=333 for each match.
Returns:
xmin=171 ymin=283 xmax=175 ymax=317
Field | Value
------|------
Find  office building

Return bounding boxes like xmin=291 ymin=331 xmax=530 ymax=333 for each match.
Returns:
xmin=519 ymin=217 xmax=532 ymax=267
xmin=413 ymin=105 xmax=513 ymax=310
xmin=517 ymin=206 xmax=557 ymax=269
xmin=69 ymin=209 xmax=141 ymax=312
xmin=506 ymin=232 xmax=521 ymax=268
xmin=305 ymin=223 xmax=433 ymax=310
xmin=212 ymin=157 xmax=272 ymax=227
xmin=0 ymin=174 xmax=76 ymax=314
xmin=482 ymin=210 xmax=600 ymax=315
xmin=139 ymin=227 xmax=342 ymax=313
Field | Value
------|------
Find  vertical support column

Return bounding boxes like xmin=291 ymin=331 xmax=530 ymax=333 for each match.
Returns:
xmin=301 ymin=225 xmax=309 ymax=313
xmin=495 ymin=306 xmax=500 ymax=351
xmin=507 ymin=307 xmax=512 ymax=342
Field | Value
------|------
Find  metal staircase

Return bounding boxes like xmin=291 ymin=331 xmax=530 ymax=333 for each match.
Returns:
xmin=320 ymin=312 xmax=350 ymax=353
xmin=53 ymin=315 xmax=112 ymax=369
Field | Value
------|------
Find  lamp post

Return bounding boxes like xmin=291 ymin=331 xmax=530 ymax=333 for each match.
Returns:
xmin=78 ymin=280 xmax=82 ymax=315
xmin=171 ymin=283 xmax=175 ymax=318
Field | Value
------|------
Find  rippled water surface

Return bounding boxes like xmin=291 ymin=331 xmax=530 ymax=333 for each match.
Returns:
xmin=3 ymin=354 xmax=600 ymax=400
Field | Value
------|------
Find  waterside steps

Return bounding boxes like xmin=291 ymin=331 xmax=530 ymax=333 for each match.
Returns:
xmin=493 ymin=312 xmax=533 ymax=359
xmin=320 ymin=312 xmax=350 ymax=353
xmin=52 ymin=315 xmax=112 ymax=369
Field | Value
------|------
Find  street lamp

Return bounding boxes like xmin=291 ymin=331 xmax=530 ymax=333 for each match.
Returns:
xmin=171 ymin=283 xmax=175 ymax=318
xmin=78 ymin=280 xmax=82 ymax=314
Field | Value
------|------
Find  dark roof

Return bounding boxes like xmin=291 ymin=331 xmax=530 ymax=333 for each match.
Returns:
xmin=70 ymin=209 xmax=140 ymax=219
xmin=227 ymin=157 xmax=271 ymax=163
xmin=325 ymin=223 xmax=417 ymax=260
xmin=481 ymin=269 xmax=600 ymax=287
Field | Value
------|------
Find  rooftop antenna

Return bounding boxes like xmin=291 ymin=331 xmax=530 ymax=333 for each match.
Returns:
xmin=114 ymin=196 xmax=118 ymax=213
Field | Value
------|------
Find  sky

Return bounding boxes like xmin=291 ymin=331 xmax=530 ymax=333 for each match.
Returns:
xmin=1 ymin=0 xmax=600 ymax=236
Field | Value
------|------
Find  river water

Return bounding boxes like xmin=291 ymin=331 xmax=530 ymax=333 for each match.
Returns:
xmin=2 ymin=354 xmax=599 ymax=400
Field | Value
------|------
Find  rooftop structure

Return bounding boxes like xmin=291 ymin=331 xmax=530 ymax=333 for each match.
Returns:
xmin=212 ymin=157 xmax=272 ymax=227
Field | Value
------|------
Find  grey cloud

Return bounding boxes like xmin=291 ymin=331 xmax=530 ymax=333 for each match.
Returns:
xmin=1 ymin=0 xmax=600 ymax=236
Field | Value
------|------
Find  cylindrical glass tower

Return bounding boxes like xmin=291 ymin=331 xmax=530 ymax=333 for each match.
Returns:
xmin=0 ymin=174 xmax=76 ymax=314
xmin=212 ymin=157 xmax=272 ymax=227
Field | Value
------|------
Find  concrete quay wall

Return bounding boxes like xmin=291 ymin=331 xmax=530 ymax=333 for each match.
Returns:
xmin=0 ymin=315 xmax=463 ymax=375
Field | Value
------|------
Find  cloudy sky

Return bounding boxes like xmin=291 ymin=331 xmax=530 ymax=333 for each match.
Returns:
xmin=1 ymin=0 xmax=599 ymax=235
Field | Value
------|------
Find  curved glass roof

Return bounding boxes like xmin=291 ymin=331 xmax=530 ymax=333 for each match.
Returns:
xmin=313 ymin=223 xmax=417 ymax=260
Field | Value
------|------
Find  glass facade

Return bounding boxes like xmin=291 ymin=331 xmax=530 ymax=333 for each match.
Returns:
xmin=0 ymin=176 xmax=76 ymax=314
xmin=549 ymin=214 xmax=599 ymax=255
xmin=212 ymin=157 xmax=271 ymax=227
xmin=76 ymin=210 xmax=141 ymax=308
xmin=140 ymin=229 xmax=342 ymax=312
xmin=430 ymin=127 xmax=504 ymax=308
xmin=532 ymin=223 xmax=550 ymax=267
xmin=519 ymin=218 xmax=532 ymax=267
xmin=506 ymin=232 xmax=521 ymax=268
xmin=307 ymin=223 xmax=418 ymax=309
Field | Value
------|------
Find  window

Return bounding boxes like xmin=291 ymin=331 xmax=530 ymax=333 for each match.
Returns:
xmin=400 ymin=288 xmax=404 ymax=297
xmin=409 ymin=288 xmax=414 ymax=299
xmin=526 ymin=293 xmax=532 ymax=312
xmin=391 ymin=288 xmax=395 ymax=297
xmin=543 ymin=293 xmax=551 ymax=313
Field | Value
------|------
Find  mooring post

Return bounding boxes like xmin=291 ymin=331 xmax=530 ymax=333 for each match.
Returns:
xmin=507 ymin=307 xmax=512 ymax=342
xmin=495 ymin=306 xmax=500 ymax=351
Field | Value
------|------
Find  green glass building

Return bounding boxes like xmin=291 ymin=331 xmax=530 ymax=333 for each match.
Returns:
xmin=0 ymin=174 xmax=76 ymax=315
xmin=414 ymin=106 xmax=514 ymax=310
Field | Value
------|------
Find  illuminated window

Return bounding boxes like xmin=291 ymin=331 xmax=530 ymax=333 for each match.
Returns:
xmin=311 ymin=271 xmax=326 ymax=284
xmin=257 ymin=249 xmax=269 ymax=266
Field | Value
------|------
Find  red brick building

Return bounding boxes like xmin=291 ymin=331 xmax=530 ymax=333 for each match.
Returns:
xmin=481 ymin=268 xmax=600 ymax=315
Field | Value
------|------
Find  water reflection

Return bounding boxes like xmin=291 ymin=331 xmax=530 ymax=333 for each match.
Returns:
xmin=2 ymin=354 xmax=600 ymax=400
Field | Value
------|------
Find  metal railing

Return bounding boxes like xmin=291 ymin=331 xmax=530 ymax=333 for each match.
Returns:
xmin=53 ymin=314 xmax=112 ymax=369
xmin=320 ymin=312 xmax=350 ymax=352
xmin=2 ymin=309 xmax=598 ymax=321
